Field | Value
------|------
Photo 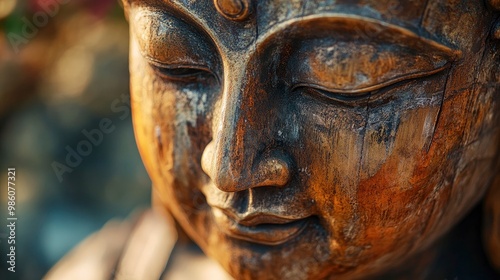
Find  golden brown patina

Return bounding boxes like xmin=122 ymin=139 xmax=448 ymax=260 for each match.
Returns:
xmin=117 ymin=0 xmax=500 ymax=279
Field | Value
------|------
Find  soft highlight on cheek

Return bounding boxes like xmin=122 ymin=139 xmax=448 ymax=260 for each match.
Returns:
xmin=297 ymin=102 xmax=367 ymax=262
xmin=172 ymin=86 xmax=213 ymax=190
xmin=353 ymin=101 xmax=446 ymax=262
xmin=129 ymin=36 xmax=178 ymax=204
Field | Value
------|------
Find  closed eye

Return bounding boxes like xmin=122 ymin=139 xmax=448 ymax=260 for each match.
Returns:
xmin=155 ymin=66 xmax=210 ymax=80
xmin=282 ymin=16 xmax=460 ymax=107
xmin=293 ymin=62 xmax=451 ymax=96
xmin=293 ymin=84 xmax=373 ymax=107
xmin=147 ymin=59 xmax=216 ymax=83
xmin=292 ymin=63 xmax=448 ymax=107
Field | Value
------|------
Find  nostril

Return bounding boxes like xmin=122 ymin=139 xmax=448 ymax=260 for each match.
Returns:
xmin=253 ymin=156 xmax=291 ymax=187
xmin=202 ymin=138 xmax=293 ymax=191
xmin=252 ymin=150 xmax=292 ymax=188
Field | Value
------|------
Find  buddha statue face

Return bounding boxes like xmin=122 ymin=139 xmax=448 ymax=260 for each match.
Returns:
xmin=125 ymin=0 xmax=500 ymax=278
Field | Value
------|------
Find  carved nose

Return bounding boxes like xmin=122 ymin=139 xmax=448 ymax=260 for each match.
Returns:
xmin=201 ymin=141 xmax=291 ymax=192
xmin=201 ymin=58 xmax=292 ymax=192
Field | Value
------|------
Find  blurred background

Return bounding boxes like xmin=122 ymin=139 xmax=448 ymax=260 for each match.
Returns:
xmin=0 ymin=0 xmax=151 ymax=279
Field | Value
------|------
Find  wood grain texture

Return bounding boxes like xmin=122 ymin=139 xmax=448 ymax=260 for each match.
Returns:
xmin=123 ymin=0 xmax=500 ymax=278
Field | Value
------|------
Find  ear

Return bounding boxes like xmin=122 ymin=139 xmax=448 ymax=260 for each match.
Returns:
xmin=483 ymin=161 xmax=500 ymax=271
xmin=119 ymin=0 xmax=130 ymax=22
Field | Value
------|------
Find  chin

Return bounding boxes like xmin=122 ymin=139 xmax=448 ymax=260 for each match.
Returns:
xmin=170 ymin=205 xmax=377 ymax=280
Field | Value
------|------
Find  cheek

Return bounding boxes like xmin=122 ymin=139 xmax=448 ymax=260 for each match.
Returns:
xmin=298 ymin=102 xmax=368 ymax=241
xmin=355 ymin=86 xmax=497 ymax=261
xmin=292 ymin=76 xmax=448 ymax=256
xmin=353 ymin=88 xmax=445 ymax=257
xmin=130 ymin=65 xmax=177 ymax=202
xmin=171 ymin=86 xmax=212 ymax=185
xmin=357 ymin=104 xmax=442 ymax=234
xmin=129 ymin=50 xmax=188 ymax=197
xmin=130 ymin=50 xmax=217 ymax=212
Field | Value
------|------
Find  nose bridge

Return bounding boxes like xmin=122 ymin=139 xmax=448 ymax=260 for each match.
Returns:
xmin=202 ymin=52 xmax=293 ymax=192
xmin=210 ymin=56 xmax=259 ymax=189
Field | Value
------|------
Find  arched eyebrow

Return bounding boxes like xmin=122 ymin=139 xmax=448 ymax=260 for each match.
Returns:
xmin=126 ymin=0 xmax=221 ymax=47
xmin=128 ymin=2 xmax=461 ymax=62
xmin=256 ymin=13 xmax=461 ymax=62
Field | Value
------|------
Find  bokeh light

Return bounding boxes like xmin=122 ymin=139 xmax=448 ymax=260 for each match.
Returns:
xmin=0 ymin=1 xmax=151 ymax=280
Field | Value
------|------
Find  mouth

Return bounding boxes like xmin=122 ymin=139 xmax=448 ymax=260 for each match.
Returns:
xmin=212 ymin=207 xmax=312 ymax=246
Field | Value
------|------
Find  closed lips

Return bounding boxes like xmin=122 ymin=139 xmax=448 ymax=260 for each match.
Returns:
xmin=212 ymin=207 xmax=311 ymax=245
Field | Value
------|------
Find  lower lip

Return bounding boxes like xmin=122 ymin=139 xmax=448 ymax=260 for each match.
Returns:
xmin=212 ymin=208 xmax=311 ymax=246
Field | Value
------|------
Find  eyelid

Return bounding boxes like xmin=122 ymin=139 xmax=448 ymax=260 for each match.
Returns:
xmin=291 ymin=62 xmax=450 ymax=95
xmin=295 ymin=86 xmax=373 ymax=107
xmin=145 ymin=55 xmax=220 ymax=84
xmin=144 ymin=55 xmax=212 ymax=73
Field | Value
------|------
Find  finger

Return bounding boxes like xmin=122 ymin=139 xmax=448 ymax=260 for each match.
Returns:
xmin=114 ymin=209 xmax=177 ymax=280
xmin=44 ymin=219 xmax=134 ymax=280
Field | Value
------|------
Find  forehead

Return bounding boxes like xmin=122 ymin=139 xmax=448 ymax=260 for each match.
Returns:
xmin=132 ymin=0 xmax=490 ymax=54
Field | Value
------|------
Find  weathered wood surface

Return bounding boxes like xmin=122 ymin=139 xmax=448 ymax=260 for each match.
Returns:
xmin=50 ymin=0 xmax=500 ymax=279
xmin=124 ymin=0 xmax=500 ymax=279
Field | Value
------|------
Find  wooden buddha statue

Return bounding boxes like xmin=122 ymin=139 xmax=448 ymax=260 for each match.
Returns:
xmin=47 ymin=0 xmax=500 ymax=279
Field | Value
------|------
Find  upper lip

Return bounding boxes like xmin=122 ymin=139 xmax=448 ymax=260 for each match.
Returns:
xmin=211 ymin=207 xmax=312 ymax=245
xmin=220 ymin=208 xmax=306 ymax=227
